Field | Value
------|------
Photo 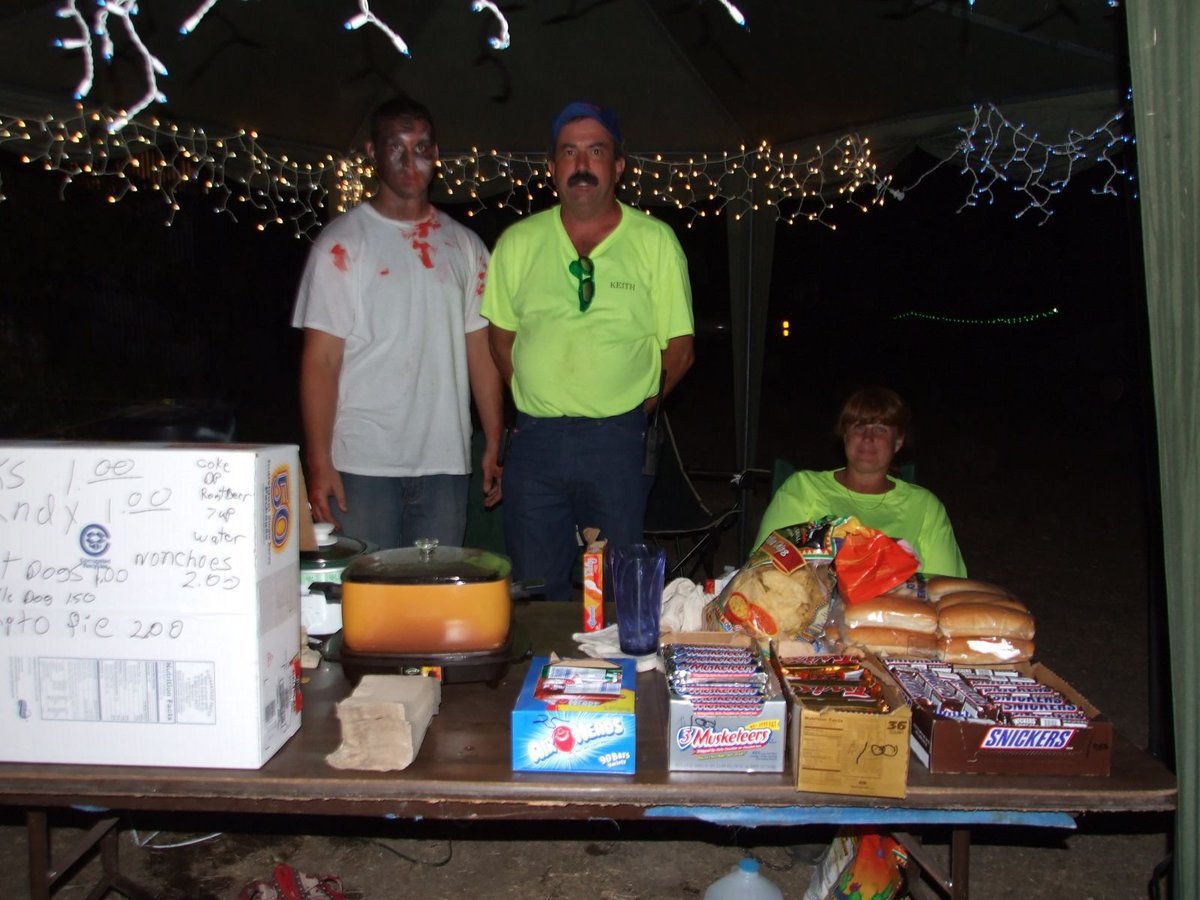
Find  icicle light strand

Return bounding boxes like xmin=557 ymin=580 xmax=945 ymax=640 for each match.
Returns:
xmin=0 ymin=100 xmax=1131 ymax=236
xmin=58 ymin=0 xmax=528 ymax=130
xmin=899 ymin=104 xmax=1131 ymax=225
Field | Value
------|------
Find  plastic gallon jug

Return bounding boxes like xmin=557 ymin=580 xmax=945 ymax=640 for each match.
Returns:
xmin=703 ymin=858 xmax=784 ymax=900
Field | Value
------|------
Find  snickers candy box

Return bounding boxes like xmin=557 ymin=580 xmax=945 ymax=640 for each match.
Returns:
xmin=885 ymin=659 xmax=1112 ymax=776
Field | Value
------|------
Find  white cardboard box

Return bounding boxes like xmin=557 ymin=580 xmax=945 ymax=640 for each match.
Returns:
xmin=0 ymin=442 xmax=302 ymax=768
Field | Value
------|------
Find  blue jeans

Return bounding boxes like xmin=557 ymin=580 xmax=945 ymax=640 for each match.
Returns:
xmin=502 ymin=408 xmax=647 ymax=601
xmin=336 ymin=473 xmax=468 ymax=550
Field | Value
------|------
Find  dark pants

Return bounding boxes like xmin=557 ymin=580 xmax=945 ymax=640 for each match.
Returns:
xmin=502 ymin=408 xmax=647 ymax=601
xmin=337 ymin=472 xmax=468 ymax=551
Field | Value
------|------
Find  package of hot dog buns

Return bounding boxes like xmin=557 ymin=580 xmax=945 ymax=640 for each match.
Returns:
xmin=825 ymin=575 xmax=1036 ymax=664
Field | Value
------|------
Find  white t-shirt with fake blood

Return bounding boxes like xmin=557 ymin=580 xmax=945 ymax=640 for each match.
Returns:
xmin=292 ymin=203 xmax=489 ymax=476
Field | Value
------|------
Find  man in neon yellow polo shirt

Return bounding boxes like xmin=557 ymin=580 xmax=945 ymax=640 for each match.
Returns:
xmin=482 ymin=101 xmax=695 ymax=600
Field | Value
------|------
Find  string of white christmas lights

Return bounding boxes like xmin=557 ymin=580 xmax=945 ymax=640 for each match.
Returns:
xmin=0 ymin=108 xmax=335 ymax=236
xmin=103 ymin=3 xmax=170 ymax=131
xmin=0 ymin=99 xmax=1131 ymax=236
xmin=180 ymin=0 xmax=223 ymax=35
xmin=471 ymin=1 xmax=512 ymax=50
xmin=50 ymin=1 xmax=1116 ymax=146
xmin=55 ymin=0 xmax=171 ymax=132
xmin=900 ymin=103 xmax=1130 ymax=224
xmin=53 ymin=2 xmax=742 ymax=134
xmin=344 ymin=0 xmax=410 ymax=57
xmin=716 ymin=1 xmax=747 ymax=28
xmin=891 ymin=308 xmax=1061 ymax=325
xmin=52 ymin=3 xmax=94 ymax=99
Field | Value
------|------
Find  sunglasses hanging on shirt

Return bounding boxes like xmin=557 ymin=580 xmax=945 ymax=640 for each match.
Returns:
xmin=569 ymin=256 xmax=595 ymax=312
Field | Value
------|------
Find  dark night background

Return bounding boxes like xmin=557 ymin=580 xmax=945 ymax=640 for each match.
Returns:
xmin=0 ymin=145 xmax=1149 ymax=472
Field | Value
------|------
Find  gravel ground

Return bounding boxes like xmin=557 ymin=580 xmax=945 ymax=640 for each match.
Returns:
xmin=0 ymin=809 xmax=1172 ymax=899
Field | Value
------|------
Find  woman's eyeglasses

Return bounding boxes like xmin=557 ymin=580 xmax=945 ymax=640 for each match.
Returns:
xmin=568 ymin=256 xmax=595 ymax=312
xmin=848 ymin=422 xmax=893 ymax=437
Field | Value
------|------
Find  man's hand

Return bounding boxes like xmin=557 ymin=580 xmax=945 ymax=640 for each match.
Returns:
xmin=299 ymin=328 xmax=347 ymax=526
xmin=467 ymin=326 xmax=506 ymax=509
xmin=305 ymin=458 xmax=347 ymax=526
xmin=479 ymin=446 xmax=502 ymax=508
xmin=645 ymin=334 xmax=696 ymax=412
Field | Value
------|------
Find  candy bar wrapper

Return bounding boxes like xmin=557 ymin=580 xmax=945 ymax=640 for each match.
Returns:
xmin=780 ymin=663 xmax=867 ymax=683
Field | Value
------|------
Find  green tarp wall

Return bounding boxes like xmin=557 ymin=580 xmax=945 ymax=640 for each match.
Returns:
xmin=1127 ymin=2 xmax=1199 ymax=894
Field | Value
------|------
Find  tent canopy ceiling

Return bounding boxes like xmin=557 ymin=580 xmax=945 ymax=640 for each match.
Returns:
xmin=0 ymin=0 xmax=1125 ymax=155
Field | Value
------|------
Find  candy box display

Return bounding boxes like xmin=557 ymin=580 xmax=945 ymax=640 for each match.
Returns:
xmin=662 ymin=632 xmax=787 ymax=773
xmin=774 ymin=643 xmax=911 ymax=799
xmin=511 ymin=656 xmax=636 ymax=775
xmin=886 ymin=659 xmax=1112 ymax=776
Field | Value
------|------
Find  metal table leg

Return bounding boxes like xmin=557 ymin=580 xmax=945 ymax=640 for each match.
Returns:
xmin=949 ymin=827 xmax=970 ymax=898
xmin=893 ymin=828 xmax=971 ymax=899
xmin=25 ymin=809 xmax=157 ymax=900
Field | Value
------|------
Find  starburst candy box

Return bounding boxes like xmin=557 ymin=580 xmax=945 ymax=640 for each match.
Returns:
xmin=511 ymin=656 xmax=636 ymax=775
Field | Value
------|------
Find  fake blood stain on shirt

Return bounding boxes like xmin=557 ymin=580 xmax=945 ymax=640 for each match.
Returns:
xmin=408 ymin=219 xmax=441 ymax=269
xmin=330 ymin=243 xmax=349 ymax=272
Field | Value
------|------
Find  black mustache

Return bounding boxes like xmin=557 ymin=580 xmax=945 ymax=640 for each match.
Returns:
xmin=567 ymin=172 xmax=599 ymax=187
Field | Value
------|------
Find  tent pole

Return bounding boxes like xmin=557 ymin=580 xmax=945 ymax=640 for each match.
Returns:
xmin=727 ymin=169 xmax=775 ymax=563
xmin=738 ymin=203 xmax=758 ymax=561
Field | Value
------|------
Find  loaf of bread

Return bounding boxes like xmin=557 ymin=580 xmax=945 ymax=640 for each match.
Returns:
xmin=939 ymin=635 xmax=1035 ymax=664
xmin=937 ymin=603 xmax=1036 ymax=640
xmin=841 ymin=596 xmax=938 ymax=634
xmin=839 ymin=625 xmax=939 ymax=658
xmin=936 ymin=590 xmax=1029 ymax=613
xmin=925 ymin=576 xmax=1015 ymax=603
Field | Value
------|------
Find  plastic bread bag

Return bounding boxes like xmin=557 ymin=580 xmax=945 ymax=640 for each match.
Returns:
xmin=820 ymin=587 xmax=938 ymax=657
xmin=939 ymin=635 xmax=1036 ymax=664
xmin=839 ymin=594 xmax=939 ymax=634
xmin=936 ymin=591 xmax=1028 ymax=612
xmin=884 ymin=573 xmax=1017 ymax=603
xmin=839 ymin=625 xmax=940 ymax=659
xmin=803 ymin=828 xmax=908 ymax=900
xmin=704 ymin=521 xmax=836 ymax=646
xmin=937 ymin=602 xmax=1036 ymax=640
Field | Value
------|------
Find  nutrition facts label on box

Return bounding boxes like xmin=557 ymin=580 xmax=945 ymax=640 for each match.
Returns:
xmin=12 ymin=656 xmax=216 ymax=725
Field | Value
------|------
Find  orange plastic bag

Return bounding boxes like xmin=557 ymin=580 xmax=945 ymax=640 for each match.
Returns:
xmin=832 ymin=523 xmax=918 ymax=605
xmin=804 ymin=829 xmax=907 ymax=900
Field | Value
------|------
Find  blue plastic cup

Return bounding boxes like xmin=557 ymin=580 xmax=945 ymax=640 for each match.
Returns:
xmin=609 ymin=543 xmax=666 ymax=656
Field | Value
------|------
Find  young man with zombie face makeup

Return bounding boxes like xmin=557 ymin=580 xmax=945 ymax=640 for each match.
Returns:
xmin=481 ymin=101 xmax=695 ymax=601
xmin=292 ymin=97 xmax=504 ymax=550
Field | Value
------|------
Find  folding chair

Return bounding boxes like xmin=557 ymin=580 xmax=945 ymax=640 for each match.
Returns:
xmin=643 ymin=412 xmax=741 ymax=580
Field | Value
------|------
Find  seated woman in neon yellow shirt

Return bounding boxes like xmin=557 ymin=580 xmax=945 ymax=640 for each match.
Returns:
xmin=754 ymin=386 xmax=967 ymax=577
